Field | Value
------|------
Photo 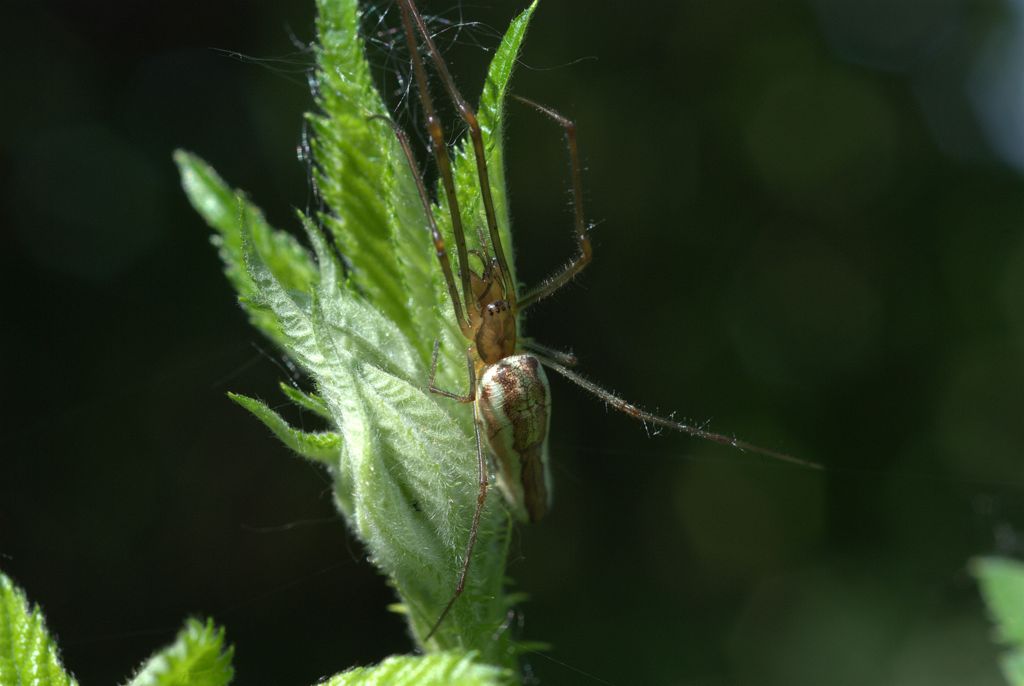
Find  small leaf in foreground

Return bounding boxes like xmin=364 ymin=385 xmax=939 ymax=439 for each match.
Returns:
xmin=229 ymin=391 xmax=342 ymax=466
xmin=126 ymin=618 xmax=234 ymax=686
xmin=973 ymin=556 xmax=1024 ymax=685
xmin=320 ymin=651 xmax=512 ymax=686
xmin=0 ymin=571 xmax=78 ymax=686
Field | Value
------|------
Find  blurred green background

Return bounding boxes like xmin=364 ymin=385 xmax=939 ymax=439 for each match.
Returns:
xmin=4 ymin=0 xmax=1024 ymax=684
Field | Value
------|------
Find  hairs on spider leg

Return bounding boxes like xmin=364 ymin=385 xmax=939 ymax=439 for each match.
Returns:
xmin=535 ymin=354 xmax=822 ymax=470
xmin=522 ymin=340 xmax=578 ymax=367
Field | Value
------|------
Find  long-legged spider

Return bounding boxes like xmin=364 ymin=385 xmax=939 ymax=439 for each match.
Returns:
xmin=385 ymin=0 xmax=820 ymax=640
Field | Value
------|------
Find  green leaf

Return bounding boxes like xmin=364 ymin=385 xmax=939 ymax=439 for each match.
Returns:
xmin=973 ymin=556 xmax=1024 ymax=685
xmin=174 ymin=150 xmax=318 ymax=351
xmin=0 ymin=571 xmax=78 ymax=686
xmin=229 ymin=392 xmax=342 ymax=466
xmin=299 ymin=212 xmax=423 ymax=385
xmin=231 ymin=191 xmax=515 ymax=658
xmin=310 ymin=0 xmax=425 ymax=345
xmin=1007 ymin=653 xmax=1024 ymax=686
xmin=236 ymin=213 xmax=322 ymax=374
xmin=279 ymin=382 xmax=332 ymax=420
xmin=319 ymin=651 xmax=512 ymax=686
xmin=174 ymin=150 xmax=317 ymax=296
xmin=126 ymin=618 xmax=234 ymax=686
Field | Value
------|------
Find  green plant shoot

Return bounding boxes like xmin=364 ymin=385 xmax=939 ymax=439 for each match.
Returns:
xmin=175 ymin=0 xmax=538 ymax=667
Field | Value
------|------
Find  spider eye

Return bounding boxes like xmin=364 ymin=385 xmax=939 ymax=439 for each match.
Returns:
xmin=486 ymin=301 xmax=510 ymax=316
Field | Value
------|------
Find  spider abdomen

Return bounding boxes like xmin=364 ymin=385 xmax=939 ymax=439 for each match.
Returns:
xmin=477 ymin=354 xmax=552 ymax=523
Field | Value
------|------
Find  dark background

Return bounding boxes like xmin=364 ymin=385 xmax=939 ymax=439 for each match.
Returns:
xmin=4 ymin=1 xmax=1024 ymax=684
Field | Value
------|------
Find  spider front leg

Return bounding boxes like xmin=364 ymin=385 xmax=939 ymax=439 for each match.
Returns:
xmin=374 ymin=115 xmax=473 ymax=338
xmin=513 ymin=96 xmax=593 ymax=311
xmin=399 ymin=0 xmax=515 ymax=306
xmin=424 ymin=341 xmax=490 ymax=641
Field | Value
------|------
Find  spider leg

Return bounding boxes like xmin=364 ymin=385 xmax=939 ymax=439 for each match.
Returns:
xmin=513 ymin=96 xmax=592 ymax=311
xmin=398 ymin=0 xmax=474 ymax=315
xmin=535 ymin=354 xmax=822 ymax=471
xmin=427 ymin=341 xmax=476 ymax=403
xmin=424 ymin=364 xmax=490 ymax=642
xmin=399 ymin=0 xmax=515 ymax=306
xmin=523 ymin=339 xmax=579 ymax=367
xmin=375 ymin=116 xmax=472 ymax=337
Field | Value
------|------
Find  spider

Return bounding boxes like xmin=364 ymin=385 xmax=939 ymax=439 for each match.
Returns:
xmin=383 ymin=0 xmax=820 ymax=640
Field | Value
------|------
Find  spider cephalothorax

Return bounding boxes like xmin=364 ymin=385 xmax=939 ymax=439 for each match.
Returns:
xmin=470 ymin=265 xmax=517 ymax=366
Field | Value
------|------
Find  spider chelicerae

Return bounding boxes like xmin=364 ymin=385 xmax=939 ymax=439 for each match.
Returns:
xmin=380 ymin=0 xmax=819 ymax=639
